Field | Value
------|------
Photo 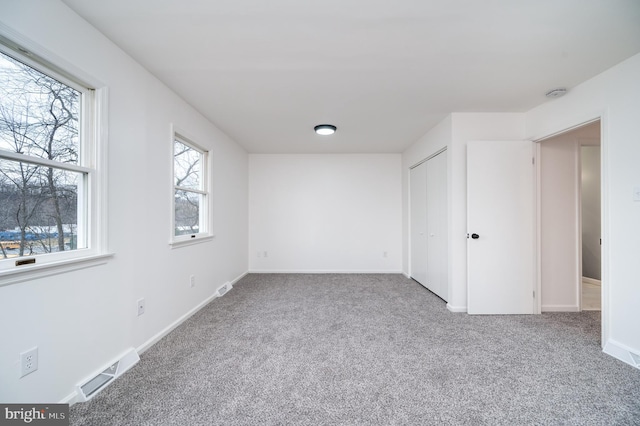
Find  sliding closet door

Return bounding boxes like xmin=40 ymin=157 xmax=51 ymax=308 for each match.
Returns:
xmin=426 ymin=151 xmax=448 ymax=301
xmin=410 ymin=162 xmax=428 ymax=286
xmin=410 ymin=150 xmax=448 ymax=302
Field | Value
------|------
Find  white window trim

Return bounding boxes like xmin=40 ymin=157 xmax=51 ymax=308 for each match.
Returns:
xmin=169 ymin=125 xmax=214 ymax=248
xmin=0 ymin=30 xmax=111 ymax=285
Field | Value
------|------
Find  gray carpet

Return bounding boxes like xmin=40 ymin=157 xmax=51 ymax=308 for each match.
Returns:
xmin=70 ymin=274 xmax=640 ymax=425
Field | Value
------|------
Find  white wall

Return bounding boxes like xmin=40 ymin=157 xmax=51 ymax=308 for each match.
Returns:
xmin=249 ymin=154 xmax=402 ymax=273
xmin=0 ymin=0 xmax=248 ymax=403
xmin=526 ymin=53 xmax=640 ymax=366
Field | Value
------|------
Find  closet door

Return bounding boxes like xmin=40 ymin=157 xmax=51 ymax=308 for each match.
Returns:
xmin=410 ymin=162 xmax=428 ymax=286
xmin=426 ymin=151 xmax=448 ymax=301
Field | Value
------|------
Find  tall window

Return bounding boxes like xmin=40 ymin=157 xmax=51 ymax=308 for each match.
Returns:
xmin=172 ymin=134 xmax=210 ymax=243
xmin=0 ymin=42 xmax=98 ymax=271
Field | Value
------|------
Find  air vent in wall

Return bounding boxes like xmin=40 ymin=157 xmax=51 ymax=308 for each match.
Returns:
xmin=76 ymin=348 xmax=139 ymax=402
xmin=216 ymin=282 xmax=232 ymax=297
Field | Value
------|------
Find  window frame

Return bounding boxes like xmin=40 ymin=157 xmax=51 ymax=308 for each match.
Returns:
xmin=170 ymin=126 xmax=213 ymax=247
xmin=0 ymin=33 xmax=110 ymax=285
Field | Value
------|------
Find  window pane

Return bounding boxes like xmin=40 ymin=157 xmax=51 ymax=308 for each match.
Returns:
xmin=174 ymin=140 xmax=201 ymax=189
xmin=0 ymin=159 xmax=84 ymax=259
xmin=174 ymin=189 xmax=201 ymax=236
xmin=0 ymin=51 xmax=81 ymax=165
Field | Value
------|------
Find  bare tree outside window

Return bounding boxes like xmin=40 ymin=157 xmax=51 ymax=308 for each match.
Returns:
xmin=173 ymin=138 xmax=207 ymax=238
xmin=0 ymin=50 xmax=82 ymax=259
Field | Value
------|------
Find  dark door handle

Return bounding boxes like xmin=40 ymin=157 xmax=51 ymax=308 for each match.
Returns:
xmin=471 ymin=233 xmax=480 ymax=239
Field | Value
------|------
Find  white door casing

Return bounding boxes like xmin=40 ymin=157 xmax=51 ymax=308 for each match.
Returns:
xmin=467 ymin=140 xmax=535 ymax=314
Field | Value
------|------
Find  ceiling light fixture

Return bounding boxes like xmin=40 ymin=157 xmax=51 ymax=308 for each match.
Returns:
xmin=545 ymin=88 xmax=567 ymax=98
xmin=314 ymin=124 xmax=337 ymax=135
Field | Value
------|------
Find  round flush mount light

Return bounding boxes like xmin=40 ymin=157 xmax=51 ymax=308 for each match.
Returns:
xmin=545 ymin=88 xmax=567 ymax=98
xmin=314 ymin=124 xmax=337 ymax=136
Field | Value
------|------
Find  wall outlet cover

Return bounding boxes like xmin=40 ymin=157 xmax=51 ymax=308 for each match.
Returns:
xmin=20 ymin=347 xmax=38 ymax=378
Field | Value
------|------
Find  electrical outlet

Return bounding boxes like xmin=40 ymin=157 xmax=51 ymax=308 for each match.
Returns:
xmin=264 ymin=251 xmax=268 ymax=258
xmin=20 ymin=347 xmax=38 ymax=378
xmin=190 ymin=275 xmax=196 ymax=288
xmin=137 ymin=298 xmax=145 ymax=316
xmin=383 ymin=251 xmax=388 ymax=258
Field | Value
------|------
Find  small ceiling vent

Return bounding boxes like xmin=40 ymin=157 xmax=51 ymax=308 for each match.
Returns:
xmin=545 ymin=88 xmax=567 ymax=98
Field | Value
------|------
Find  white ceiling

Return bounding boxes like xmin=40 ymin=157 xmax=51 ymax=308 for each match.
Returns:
xmin=62 ymin=0 xmax=640 ymax=153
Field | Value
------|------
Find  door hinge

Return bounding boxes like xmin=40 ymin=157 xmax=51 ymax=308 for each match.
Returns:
xmin=532 ymin=157 xmax=535 ymax=165
xmin=533 ymin=290 xmax=536 ymax=298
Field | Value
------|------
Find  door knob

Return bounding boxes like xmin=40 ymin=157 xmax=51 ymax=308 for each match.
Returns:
xmin=471 ymin=233 xmax=479 ymax=239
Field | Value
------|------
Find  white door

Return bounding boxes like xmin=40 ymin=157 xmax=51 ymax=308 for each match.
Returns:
xmin=467 ymin=140 xmax=535 ymax=314
xmin=426 ymin=151 xmax=447 ymax=300
xmin=410 ymin=162 xmax=428 ymax=286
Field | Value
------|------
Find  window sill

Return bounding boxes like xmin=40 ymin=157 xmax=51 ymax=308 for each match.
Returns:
xmin=0 ymin=253 xmax=114 ymax=287
xmin=169 ymin=234 xmax=215 ymax=249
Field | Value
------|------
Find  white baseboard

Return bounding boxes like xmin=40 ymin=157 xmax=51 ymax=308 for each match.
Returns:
xmin=446 ymin=303 xmax=467 ymax=313
xmin=603 ymin=339 xmax=640 ymax=370
xmin=541 ymin=305 xmax=580 ymax=312
xmin=230 ymin=271 xmax=248 ymax=286
xmin=248 ymin=269 xmax=404 ymax=274
xmin=136 ymin=293 xmax=218 ymax=355
xmin=136 ymin=270 xmax=248 ymax=355
xmin=582 ymin=276 xmax=601 ymax=286
xmin=402 ymin=272 xmax=411 ymax=279
xmin=61 ymin=390 xmax=79 ymax=406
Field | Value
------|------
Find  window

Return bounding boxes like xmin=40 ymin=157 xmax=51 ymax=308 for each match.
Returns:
xmin=172 ymin=132 xmax=211 ymax=244
xmin=0 ymin=38 xmax=106 ymax=277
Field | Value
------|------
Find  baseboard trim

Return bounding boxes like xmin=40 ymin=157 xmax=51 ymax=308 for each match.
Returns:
xmin=542 ymin=305 xmax=580 ymax=312
xmin=248 ymin=269 xmax=404 ymax=274
xmin=402 ymin=272 xmax=411 ymax=279
xmin=136 ymin=270 xmax=248 ymax=355
xmin=230 ymin=271 xmax=249 ymax=286
xmin=61 ymin=390 xmax=79 ymax=406
xmin=582 ymin=276 xmax=601 ymax=286
xmin=136 ymin=294 xmax=218 ymax=355
xmin=603 ymin=339 xmax=640 ymax=370
xmin=446 ymin=303 xmax=467 ymax=313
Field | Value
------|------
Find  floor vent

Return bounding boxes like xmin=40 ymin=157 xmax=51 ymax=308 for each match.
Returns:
xmin=76 ymin=348 xmax=139 ymax=402
xmin=216 ymin=282 xmax=232 ymax=297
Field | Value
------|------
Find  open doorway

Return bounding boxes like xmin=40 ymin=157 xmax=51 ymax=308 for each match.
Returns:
xmin=538 ymin=120 xmax=601 ymax=312
xmin=580 ymin=143 xmax=601 ymax=310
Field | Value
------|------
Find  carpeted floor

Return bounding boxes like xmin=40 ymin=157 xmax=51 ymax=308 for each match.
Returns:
xmin=70 ymin=274 xmax=640 ymax=425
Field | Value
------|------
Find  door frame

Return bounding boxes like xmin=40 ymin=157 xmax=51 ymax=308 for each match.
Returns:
xmin=532 ymin=113 xmax=608 ymax=347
